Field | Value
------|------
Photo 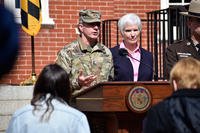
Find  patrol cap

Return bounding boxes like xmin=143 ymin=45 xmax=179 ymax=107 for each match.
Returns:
xmin=79 ymin=9 xmax=101 ymax=23
xmin=180 ymin=0 xmax=200 ymax=19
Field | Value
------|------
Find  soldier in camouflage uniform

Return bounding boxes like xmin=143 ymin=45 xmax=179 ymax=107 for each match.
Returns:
xmin=56 ymin=9 xmax=114 ymax=96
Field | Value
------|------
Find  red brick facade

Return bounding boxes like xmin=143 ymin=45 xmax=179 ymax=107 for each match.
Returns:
xmin=0 ymin=0 xmax=160 ymax=84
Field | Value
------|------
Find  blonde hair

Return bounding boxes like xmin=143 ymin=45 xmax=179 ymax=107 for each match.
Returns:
xmin=170 ymin=57 xmax=200 ymax=89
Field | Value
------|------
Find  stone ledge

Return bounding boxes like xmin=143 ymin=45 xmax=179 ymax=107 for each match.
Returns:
xmin=0 ymin=85 xmax=33 ymax=100
xmin=0 ymin=85 xmax=34 ymax=133
xmin=0 ymin=100 xmax=29 ymax=115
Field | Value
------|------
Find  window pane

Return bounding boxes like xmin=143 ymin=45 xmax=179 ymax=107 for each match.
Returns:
xmin=15 ymin=0 xmax=20 ymax=8
xmin=169 ymin=0 xmax=181 ymax=2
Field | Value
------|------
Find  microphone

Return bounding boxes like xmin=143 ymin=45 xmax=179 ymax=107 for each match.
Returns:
xmin=119 ymin=48 xmax=157 ymax=80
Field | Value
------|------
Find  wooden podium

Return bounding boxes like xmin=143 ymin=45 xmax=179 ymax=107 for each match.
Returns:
xmin=73 ymin=81 xmax=173 ymax=133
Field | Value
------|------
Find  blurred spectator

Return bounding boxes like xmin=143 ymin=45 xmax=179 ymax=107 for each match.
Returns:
xmin=143 ymin=57 xmax=200 ymax=133
xmin=6 ymin=64 xmax=90 ymax=133
xmin=0 ymin=4 xmax=19 ymax=78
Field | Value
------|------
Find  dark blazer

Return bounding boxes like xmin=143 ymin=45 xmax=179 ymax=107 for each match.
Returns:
xmin=143 ymin=89 xmax=200 ymax=133
xmin=165 ymin=39 xmax=200 ymax=78
xmin=110 ymin=45 xmax=153 ymax=81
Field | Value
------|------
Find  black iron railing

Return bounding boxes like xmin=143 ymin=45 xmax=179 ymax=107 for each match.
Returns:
xmin=146 ymin=5 xmax=190 ymax=80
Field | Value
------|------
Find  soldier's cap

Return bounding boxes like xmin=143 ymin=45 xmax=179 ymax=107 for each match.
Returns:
xmin=180 ymin=0 xmax=200 ymax=19
xmin=79 ymin=9 xmax=101 ymax=23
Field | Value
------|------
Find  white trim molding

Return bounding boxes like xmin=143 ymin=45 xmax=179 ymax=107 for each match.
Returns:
xmin=161 ymin=0 xmax=190 ymax=9
xmin=4 ymin=0 xmax=54 ymax=27
xmin=160 ymin=0 xmax=169 ymax=9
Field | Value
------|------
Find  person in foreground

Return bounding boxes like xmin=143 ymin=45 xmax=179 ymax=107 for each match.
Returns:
xmin=165 ymin=0 xmax=200 ymax=78
xmin=6 ymin=64 xmax=90 ymax=133
xmin=143 ymin=57 xmax=200 ymax=133
xmin=110 ymin=13 xmax=153 ymax=81
xmin=0 ymin=4 xmax=19 ymax=78
xmin=56 ymin=9 xmax=113 ymax=96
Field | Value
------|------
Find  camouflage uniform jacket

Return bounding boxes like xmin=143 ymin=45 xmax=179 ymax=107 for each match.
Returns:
xmin=56 ymin=37 xmax=114 ymax=95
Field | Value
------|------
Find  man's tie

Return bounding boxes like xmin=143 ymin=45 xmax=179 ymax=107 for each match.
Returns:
xmin=196 ymin=44 xmax=200 ymax=55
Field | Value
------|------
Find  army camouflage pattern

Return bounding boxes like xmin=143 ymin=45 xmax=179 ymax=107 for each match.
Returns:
xmin=56 ymin=37 xmax=114 ymax=95
xmin=79 ymin=9 xmax=101 ymax=23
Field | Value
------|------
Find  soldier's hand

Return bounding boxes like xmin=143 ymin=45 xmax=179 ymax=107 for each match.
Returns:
xmin=78 ymin=70 xmax=97 ymax=87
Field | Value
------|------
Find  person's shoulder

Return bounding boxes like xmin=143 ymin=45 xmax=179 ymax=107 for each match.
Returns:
xmin=150 ymin=98 xmax=170 ymax=114
xmin=62 ymin=40 xmax=79 ymax=50
xmin=98 ymin=43 xmax=109 ymax=49
xmin=98 ymin=43 xmax=113 ymax=55
xmin=54 ymin=100 xmax=85 ymax=118
xmin=109 ymin=45 xmax=119 ymax=54
xmin=140 ymin=48 xmax=153 ymax=60
xmin=110 ymin=45 xmax=119 ymax=50
xmin=140 ymin=47 xmax=152 ymax=55
xmin=12 ymin=104 xmax=33 ymax=118
xmin=66 ymin=106 xmax=86 ymax=116
xmin=56 ymin=103 xmax=87 ymax=121
xmin=167 ymin=39 xmax=189 ymax=49
xmin=57 ymin=40 xmax=79 ymax=55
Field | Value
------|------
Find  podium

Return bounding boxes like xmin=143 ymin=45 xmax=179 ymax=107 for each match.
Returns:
xmin=73 ymin=81 xmax=173 ymax=133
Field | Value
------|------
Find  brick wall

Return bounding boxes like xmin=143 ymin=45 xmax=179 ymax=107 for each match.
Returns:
xmin=0 ymin=0 xmax=160 ymax=84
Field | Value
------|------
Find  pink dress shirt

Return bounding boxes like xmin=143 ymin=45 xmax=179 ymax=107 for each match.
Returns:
xmin=120 ymin=42 xmax=141 ymax=81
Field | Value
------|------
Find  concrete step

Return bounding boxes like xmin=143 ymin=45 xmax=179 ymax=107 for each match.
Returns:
xmin=0 ymin=85 xmax=33 ymax=133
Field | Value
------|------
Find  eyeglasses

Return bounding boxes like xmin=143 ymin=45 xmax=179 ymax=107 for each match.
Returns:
xmin=83 ymin=22 xmax=101 ymax=27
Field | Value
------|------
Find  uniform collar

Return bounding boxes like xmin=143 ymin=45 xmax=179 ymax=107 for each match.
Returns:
xmin=186 ymin=38 xmax=200 ymax=47
xmin=78 ymin=36 xmax=105 ymax=53
xmin=171 ymin=89 xmax=200 ymax=98
xmin=191 ymin=38 xmax=199 ymax=47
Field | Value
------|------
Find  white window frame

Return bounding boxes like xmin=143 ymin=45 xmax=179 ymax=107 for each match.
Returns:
xmin=4 ymin=0 xmax=54 ymax=26
xmin=161 ymin=0 xmax=190 ymax=9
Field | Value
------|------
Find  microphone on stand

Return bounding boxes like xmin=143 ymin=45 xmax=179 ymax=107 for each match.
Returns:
xmin=119 ymin=48 xmax=157 ymax=81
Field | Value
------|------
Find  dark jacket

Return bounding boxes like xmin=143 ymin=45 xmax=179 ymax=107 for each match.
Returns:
xmin=143 ymin=89 xmax=200 ymax=133
xmin=110 ymin=45 xmax=153 ymax=81
xmin=166 ymin=40 xmax=200 ymax=78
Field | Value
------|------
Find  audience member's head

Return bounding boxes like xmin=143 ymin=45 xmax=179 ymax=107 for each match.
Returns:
xmin=31 ymin=64 xmax=71 ymax=105
xmin=0 ymin=5 xmax=19 ymax=77
xmin=170 ymin=57 xmax=200 ymax=90
xmin=6 ymin=64 xmax=91 ymax=133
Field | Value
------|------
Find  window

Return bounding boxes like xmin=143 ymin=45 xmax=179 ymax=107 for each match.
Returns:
xmin=4 ymin=0 xmax=54 ymax=27
xmin=169 ymin=0 xmax=191 ymax=3
xmin=161 ymin=0 xmax=191 ymax=9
